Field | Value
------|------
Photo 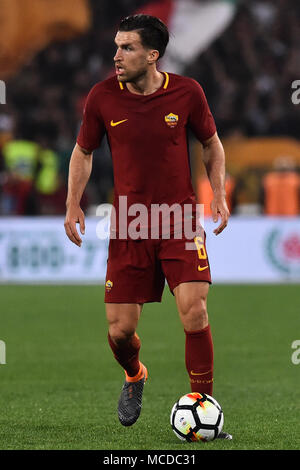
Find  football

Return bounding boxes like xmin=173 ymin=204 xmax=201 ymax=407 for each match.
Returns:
xmin=170 ymin=392 xmax=224 ymax=442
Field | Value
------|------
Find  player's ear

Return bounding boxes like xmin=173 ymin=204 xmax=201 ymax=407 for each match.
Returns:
xmin=148 ymin=49 xmax=159 ymax=64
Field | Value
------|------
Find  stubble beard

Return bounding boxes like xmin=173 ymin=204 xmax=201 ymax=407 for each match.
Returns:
xmin=119 ymin=66 xmax=148 ymax=85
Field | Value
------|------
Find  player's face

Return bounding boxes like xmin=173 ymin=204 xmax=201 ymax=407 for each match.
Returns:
xmin=114 ymin=31 xmax=154 ymax=82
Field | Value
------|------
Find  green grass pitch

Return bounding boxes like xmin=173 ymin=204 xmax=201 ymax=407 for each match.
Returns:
xmin=0 ymin=284 xmax=299 ymax=450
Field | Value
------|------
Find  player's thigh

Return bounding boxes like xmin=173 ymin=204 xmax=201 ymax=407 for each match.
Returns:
xmin=105 ymin=238 xmax=165 ymax=304
xmin=159 ymin=232 xmax=211 ymax=331
xmin=174 ymin=281 xmax=210 ymax=331
xmin=105 ymin=303 xmax=143 ymax=339
xmin=160 ymin=232 xmax=211 ymax=294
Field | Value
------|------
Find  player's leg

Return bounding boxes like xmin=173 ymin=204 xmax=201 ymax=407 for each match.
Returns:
xmin=174 ymin=281 xmax=214 ymax=396
xmin=104 ymin=238 xmax=164 ymax=426
xmin=106 ymin=302 xmax=148 ymax=426
xmin=106 ymin=302 xmax=143 ymax=378
xmin=174 ymin=281 xmax=232 ymax=440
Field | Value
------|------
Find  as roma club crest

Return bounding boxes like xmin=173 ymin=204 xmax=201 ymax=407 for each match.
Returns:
xmin=105 ymin=280 xmax=113 ymax=292
xmin=165 ymin=113 xmax=179 ymax=128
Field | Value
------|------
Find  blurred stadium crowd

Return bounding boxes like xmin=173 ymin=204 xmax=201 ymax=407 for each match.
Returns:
xmin=0 ymin=0 xmax=299 ymax=216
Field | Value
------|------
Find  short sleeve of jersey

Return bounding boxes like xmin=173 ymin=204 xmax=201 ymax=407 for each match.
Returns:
xmin=188 ymin=80 xmax=216 ymax=143
xmin=77 ymin=84 xmax=106 ymax=152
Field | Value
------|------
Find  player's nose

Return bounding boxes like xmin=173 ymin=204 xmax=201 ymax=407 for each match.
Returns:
xmin=114 ymin=48 xmax=123 ymax=62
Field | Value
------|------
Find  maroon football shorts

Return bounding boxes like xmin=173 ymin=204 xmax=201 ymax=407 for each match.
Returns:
xmin=104 ymin=230 xmax=211 ymax=304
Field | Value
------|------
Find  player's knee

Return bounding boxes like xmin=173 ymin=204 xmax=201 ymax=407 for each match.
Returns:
xmin=109 ymin=322 xmax=136 ymax=345
xmin=180 ymin=301 xmax=208 ymax=331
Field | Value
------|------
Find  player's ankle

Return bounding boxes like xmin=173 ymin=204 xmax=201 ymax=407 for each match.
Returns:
xmin=125 ymin=362 xmax=146 ymax=383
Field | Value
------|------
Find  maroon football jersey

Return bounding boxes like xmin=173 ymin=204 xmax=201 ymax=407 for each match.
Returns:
xmin=77 ymin=72 xmax=216 ymax=232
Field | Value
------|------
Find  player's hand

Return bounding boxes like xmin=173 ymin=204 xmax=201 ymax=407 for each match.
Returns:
xmin=64 ymin=204 xmax=85 ymax=247
xmin=211 ymin=196 xmax=230 ymax=235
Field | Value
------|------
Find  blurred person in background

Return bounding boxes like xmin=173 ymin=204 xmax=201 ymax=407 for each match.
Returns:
xmin=263 ymin=156 xmax=300 ymax=216
xmin=0 ymin=123 xmax=40 ymax=215
xmin=0 ymin=120 xmax=66 ymax=215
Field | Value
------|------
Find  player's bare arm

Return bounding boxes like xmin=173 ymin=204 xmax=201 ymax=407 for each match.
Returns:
xmin=64 ymin=143 xmax=93 ymax=247
xmin=202 ymin=132 xmax=230 ymax=235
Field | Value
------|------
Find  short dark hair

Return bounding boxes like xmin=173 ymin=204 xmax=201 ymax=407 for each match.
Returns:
xmin=118 ymin=14 xmax=169 ymax=59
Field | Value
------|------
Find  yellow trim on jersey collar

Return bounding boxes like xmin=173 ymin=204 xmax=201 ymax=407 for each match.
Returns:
xmin=118 ymin=72 xmax=169 ymax=91
xmin=163 ymin=71 xmax=169 ymax=89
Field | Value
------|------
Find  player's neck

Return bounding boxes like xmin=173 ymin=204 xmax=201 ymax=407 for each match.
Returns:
xmin=126 ymin=69 xmax=164 ymax=96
